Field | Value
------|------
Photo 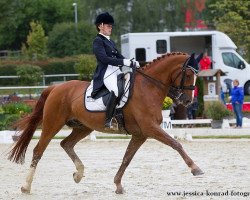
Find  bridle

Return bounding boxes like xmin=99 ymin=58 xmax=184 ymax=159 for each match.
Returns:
xmin=171 ymin=57 xmax=198 ymax=90
xmin=136 ymin=56 xmax=199 ymax=106
xmin=167 ymin=57 xmax=198 ymax=103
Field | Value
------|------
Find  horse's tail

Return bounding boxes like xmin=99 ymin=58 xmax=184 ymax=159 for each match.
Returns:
xmin=8 ymin=85 xmax=56 ymax=164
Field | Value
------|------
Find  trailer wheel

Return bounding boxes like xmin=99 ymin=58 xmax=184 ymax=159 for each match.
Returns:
xmin=244 ymin=81 xmax=250 ymax=95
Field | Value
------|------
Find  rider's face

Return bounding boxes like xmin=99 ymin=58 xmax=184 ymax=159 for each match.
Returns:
xmin=99 ymin=23 xmax=113 ymax=36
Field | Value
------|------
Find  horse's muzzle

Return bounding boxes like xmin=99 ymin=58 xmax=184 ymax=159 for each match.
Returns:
xmin=176 ymin=93 xmax=192 ymax=107
xmin=168 ymin=87 xmax=192 ymax=107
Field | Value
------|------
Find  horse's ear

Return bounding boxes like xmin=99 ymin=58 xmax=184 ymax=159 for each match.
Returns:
xmin=190 ymin=53 xmax=195 ymax=60
xmin=187 ymin=53 xmax=200 ymax=72
xmin=196 ymin=53 xmax=203 ymax=63
xmin=187 ymin=53 xmax=195 ymax=66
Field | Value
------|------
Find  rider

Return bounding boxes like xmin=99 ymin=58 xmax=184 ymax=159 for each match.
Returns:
xmin=91 ymin=12 xmax=140 ymax=130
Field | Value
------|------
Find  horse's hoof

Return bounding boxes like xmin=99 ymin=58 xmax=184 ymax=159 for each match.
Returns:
xmin=73 ymin=172 xmax=83 ymax=183
xmin=115 ymin=186 xmax=125 ymax=194
xmin=21 ymin=186 xmax=30 ymax=194
xmin=191 ymin=168 xmax=204 ymax=176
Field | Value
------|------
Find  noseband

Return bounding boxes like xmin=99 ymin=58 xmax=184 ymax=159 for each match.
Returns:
xmin=136 ymin=57 xmax=198 ymax=105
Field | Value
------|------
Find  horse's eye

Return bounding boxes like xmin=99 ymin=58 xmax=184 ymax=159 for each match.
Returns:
xmin=186 ymin=75 xmax=192 ymax=80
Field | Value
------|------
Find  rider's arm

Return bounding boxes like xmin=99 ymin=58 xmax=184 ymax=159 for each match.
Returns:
xmin=93 ymin=37 xmax=123 ymax=66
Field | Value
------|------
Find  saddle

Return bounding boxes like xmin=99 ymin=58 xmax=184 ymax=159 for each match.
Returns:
xmin=84 ymin=68 xmax=135 ymax=132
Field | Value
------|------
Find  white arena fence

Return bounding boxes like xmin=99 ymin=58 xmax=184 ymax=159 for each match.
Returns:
xmin=0 ymin=73 xmax=79 ymax=86
xmin=0 ymin=74 xmax=80 ymax=99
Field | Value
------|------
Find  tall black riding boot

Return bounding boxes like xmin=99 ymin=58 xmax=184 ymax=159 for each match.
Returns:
xmin=105 ymin=91 xmax=118 ymax=129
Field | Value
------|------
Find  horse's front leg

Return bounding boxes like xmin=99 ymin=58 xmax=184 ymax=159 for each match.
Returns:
xmin=114 ymin=135 xmax=146 ymax=194
xmin=144 ymin=124 xmax=204 ymax=176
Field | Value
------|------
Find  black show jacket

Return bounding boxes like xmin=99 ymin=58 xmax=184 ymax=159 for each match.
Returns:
xmin=91 ymin=34 xmax=124 ymax=98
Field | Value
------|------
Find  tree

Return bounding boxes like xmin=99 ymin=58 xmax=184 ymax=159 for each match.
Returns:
xmin=22 ymin=21 xmax=48 ymax=60
xmin=129 ymin=0 xmax=185 ymax=32
xmin=87 ymin=0 xmax=186 ymax=46
xmin=16 ymin=64 xmax=43 ymax=86
xmin=0 ymin=0 xmax=74 ymax=50
xmin=74 ymin=55 xmax=96 ymax=80
xmin=0 ymin=0 xmax=188 ymax=53
xmin=47 ymin=22 xmax=96 ymax=57
xmin=205 ymin=0 xmax=250 ymax=61
xmin=16 ymin=64 xmax=43 ymax=99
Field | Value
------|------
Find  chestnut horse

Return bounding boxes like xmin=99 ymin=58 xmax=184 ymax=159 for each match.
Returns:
xmin=8 ymin=52 xmax=204 ymax=194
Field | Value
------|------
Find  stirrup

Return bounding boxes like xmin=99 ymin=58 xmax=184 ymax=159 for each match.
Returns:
xmin=104 ymin=118 xmax=118 ymax=131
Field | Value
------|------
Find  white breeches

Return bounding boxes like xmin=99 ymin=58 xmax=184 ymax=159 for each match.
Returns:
xmin=103 ymin=65 xmax=123 ymax=97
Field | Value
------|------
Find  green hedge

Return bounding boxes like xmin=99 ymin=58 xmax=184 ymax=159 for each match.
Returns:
xmin=0 ymin=55 xmax=96 ymax=85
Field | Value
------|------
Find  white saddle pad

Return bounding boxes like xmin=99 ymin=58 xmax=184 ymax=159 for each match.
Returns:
xmin=85 ymin=73 xmax=132 ymax=111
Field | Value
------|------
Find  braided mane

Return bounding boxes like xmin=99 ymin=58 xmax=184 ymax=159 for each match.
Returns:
xmin=140 ymin=52 xmax=188 ymax=71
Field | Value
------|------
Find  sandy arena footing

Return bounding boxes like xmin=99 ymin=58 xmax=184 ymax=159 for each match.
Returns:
xmin=0 ymin=139 xmax=250 ymax=200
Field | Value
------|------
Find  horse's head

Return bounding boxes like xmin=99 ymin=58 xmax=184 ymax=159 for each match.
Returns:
xmin=168 ymin=53 xmax=203 ymax=107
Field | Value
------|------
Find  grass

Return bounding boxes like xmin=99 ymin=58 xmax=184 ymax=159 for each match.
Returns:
xmin=32 ymin=135 xmax=132 ymax=140
xmin=31 ymin=135 xmax=250 ymax=140
xmin=193 ymin=135 xmax=250 ymax=139
xmin=245 ymin=95 xmax=250 ymax=102
xmin=32 ymin=136 xmax=66 ymax=140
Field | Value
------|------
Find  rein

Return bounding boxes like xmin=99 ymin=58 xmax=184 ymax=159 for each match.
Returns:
xmin=135 ymin=68 xmax=168 ymax=89
xmin=136 ymin=57 xmax=196 ymax=92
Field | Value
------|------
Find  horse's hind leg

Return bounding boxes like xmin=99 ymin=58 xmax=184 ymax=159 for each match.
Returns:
xmin=60 ymin=126 xmax=92 ymax=183
xmin=114 ymin=135 xmax=146 ymax=194
xmin=21 ymin=130 xmax=61 ymax=193
xmin=21 ymin=118 xmax=65 ymax=193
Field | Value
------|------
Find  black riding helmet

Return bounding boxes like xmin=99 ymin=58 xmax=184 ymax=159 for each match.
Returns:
xmin=95 ymin=12 xmax=114 ymax=25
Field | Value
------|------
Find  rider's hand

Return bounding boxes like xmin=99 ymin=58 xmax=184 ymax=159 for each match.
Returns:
xmin=133 ymin=60 xmax=140 ymax=68
xmin=123 ymin=59 xmax=140 ymax=68
xmin=123 ymin=59 xmax=131 ymax=66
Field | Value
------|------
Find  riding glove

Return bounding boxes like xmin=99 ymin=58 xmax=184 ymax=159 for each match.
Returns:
xmin=123 ymin=59 xmax=140 ymax=68
xmin=133 ymin=61 xmax=140 ymax=68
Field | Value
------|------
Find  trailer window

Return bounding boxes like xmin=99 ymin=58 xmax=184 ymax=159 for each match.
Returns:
xmin=156 ymin=40 xmax=167 ymax=54
xmin=222 ymin=52 xmax=241 ymax=69
xmin=135 ymin=48 xmax=146 ymax=62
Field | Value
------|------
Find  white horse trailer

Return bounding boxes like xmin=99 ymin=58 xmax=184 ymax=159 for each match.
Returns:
xmin=121 ymin=31 xmax=250 ymax=94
